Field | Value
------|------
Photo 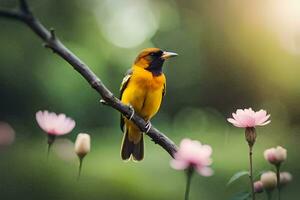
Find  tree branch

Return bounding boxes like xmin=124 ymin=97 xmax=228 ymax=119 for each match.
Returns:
xmin=0 ymin=9 xmax=23 ymax=20
xmin=0 ymin=0 xmax=178 ymax=157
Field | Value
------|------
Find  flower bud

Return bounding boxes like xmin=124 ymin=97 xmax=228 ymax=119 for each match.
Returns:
xmin=260 ymin=171 xmax=277 ymax=190
xmin=264 ymin=146 xmax=287 ymax=165
xmin=280 ymin=172 xmax=292 ymax=186
xmin=245 ymin=127 xmax=256 ymax=147
xmin=75 ymin=133 xmax=91 ymax=158
xmin=254 ymin=181 xmax=264 ymax=193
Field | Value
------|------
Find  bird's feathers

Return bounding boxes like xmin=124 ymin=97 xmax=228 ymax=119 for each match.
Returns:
xmin=120 ymin=125 xmax=144 ymax=161
xmin=120 ymin=69 xmax=132 ymax=132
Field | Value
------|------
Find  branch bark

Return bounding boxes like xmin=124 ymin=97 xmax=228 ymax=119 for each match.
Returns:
xmin=0 ymin=0 xmax=178 ymax=157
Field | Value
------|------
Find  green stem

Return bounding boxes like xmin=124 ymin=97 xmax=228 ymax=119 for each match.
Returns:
xmin=249 ymin=145 xmax=255 ymax=200
xmin=266 ymin=190 xmax=273 ymax=200
xmin=184 ymin=167 xmax=194 ymax=200
xmin=77 ymin=157 xmax=83 ymax=181
xmin=46 ymin=134 xmax=56 ymax=161
xmin=276 ymin=165 xmax=281 ymax=200
xmin=47 ymin=143 xmax=51 ymax=160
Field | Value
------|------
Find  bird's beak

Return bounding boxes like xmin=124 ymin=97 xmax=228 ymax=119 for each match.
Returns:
xmin=161 ymin=51 xmax=178 ymax=60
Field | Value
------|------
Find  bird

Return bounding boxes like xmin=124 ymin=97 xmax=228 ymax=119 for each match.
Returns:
xmin=119 ymin=48 xmax=178 ymax=161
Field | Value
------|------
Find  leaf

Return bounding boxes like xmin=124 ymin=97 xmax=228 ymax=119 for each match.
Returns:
xmin=254 ymin=170 xmax=267 ymax=180
xmin=227 ymin=171 xmax=249 ymax=186
xmin=230 ymin=191 xmax=251 ymax=200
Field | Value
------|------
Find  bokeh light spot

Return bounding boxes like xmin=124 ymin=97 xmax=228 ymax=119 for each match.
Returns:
xmin=0 ymin=122 xmax=15 ymax=147
xmin=94 ymin=0 xmax=158 ymax=48
xmin=53 ymin=138 xmax=77 ymax=162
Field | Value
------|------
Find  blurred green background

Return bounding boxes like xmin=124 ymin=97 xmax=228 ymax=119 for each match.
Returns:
xmin=0 ymin=0 xmax=299 ymax=199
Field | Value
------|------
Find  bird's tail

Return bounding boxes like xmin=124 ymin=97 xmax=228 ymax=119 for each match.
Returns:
xmin=121 ymin=126 xmax=144 ymax=161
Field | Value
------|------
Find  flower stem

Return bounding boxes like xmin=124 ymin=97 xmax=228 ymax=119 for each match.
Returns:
xmin=47 ymin=143 xmax=51 ymax=160
xmin=266 ymin=190 xmax=273 ymax=200
xmin=249 ymin=145 xmax=255 ymax=200
xmin=47 ymin=134 xmax=56 ymax=161
xmin=276 ymin=165 xmax=281 ymax=200
xmin=77 ymin=157 xmax=83 ymax=181
xmin=184 ymin=167 xmax=194 ymax=200
xmin=245 ymin=128 xmax=256 ymax=200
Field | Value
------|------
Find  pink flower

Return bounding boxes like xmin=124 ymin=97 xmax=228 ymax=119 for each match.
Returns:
xmin=264 ymin=146 xmax=287 ymax=165
xmin=170 ymin=138 xmax=213 ymax=176
xmin=280 ymin=172 xmax=292 ymax=185
xmin=0 ymin=122 xmax=15 ymax=146
xmin=227 ymin=108 xmax=271 ymax=128
xmin=36 ymin=110 xmax=75 ymax=135
xmin=254 ymin=181 xmax=264 ymax=193
xmin=260 ymin=171 xmax=277 ymax=190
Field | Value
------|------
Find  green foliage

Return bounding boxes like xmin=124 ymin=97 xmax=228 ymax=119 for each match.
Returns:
xmin=230 ymin=191 xmax=251 ymax=200
xmin=254 ymin=170 xmax=267 ymax=180
xmin=227 ymin=171 xmax=249 ymax=186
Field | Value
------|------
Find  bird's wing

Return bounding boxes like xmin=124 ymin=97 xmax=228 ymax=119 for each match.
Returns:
xmin=162 ymin=82 xmax=166 ymax=97
xmin=120 ymin=69 xmax=133 ymax=131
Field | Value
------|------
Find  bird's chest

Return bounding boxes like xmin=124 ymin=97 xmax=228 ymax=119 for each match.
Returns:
xmin=125 ymin=72 xmax=165 ymax=118
xmin=133 ymin=73 xmax=164 ymax=91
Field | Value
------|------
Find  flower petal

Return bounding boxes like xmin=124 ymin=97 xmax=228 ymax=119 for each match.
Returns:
xmin=259 ymin=120 xmax=271 ymax=126
xmin=35 ymin=110 xmax=75 ymax=135
xmin=170 ymin=159 xmax=189 ymax=170
xmin=195 ymin=166 xmax=214 ymax=176
xmin=170 ymin=138 xmax=213 ymax=176
xmin=227 ymin=118 xmax=244 ymax=127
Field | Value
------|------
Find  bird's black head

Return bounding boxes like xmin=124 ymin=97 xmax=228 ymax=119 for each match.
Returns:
xmin=134 ymin=48 xmax=178 ymax=76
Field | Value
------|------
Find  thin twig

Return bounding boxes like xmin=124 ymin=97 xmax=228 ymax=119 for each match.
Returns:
xmin=0 ymin=9 xmax=23 ymax=20
xmin=50 ymin=28 xmax=56 ymax=40
xmin=19 ymin=0 xmax=30 ymax=14
xmin=0 ymin=0 xmax=178 ymax=158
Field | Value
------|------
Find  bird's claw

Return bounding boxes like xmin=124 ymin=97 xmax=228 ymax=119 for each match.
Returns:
xmin=145 ymin=121 xmax=152 ymax=133
xmin=99 ymin=99 xmax=107 ymax=104
xmin=128 ymin=104 xmax=135 ymax=120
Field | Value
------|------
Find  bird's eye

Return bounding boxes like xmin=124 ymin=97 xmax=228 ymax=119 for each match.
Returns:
xmin=149 ymin=52 xmax=156 ymax=56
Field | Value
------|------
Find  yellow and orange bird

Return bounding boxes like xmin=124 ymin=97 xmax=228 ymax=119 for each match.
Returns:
xmin=120 ymin=48 xmax=178 ymax=161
